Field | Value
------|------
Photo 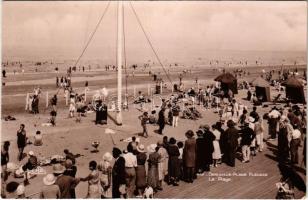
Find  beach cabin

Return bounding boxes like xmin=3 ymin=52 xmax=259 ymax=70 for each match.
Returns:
xmin=251 ymin=77 xmax=271 ymax=102
xmin=282 ymin=77 xmax=306 ymax=104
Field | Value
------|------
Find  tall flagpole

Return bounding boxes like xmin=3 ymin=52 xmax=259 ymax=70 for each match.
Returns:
xmin=116 ymin=1 xmax=123 ymax=125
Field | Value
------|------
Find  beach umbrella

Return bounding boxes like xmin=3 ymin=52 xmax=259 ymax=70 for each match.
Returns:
xmin=214 ymin=72 xmax=236 ymax=84
xmin=251 ymin=77 xmax=270 ymax=87
xmin=278 ymin=164 xmax=306 ymax=192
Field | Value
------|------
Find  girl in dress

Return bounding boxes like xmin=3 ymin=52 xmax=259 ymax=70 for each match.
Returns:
xmin=81 ymin=161 xmax=101 ymax=198
xmin=212 ymin=124 xmax=222 ymax=167
xmin=99 ymin=152 xmax=113 ymax=198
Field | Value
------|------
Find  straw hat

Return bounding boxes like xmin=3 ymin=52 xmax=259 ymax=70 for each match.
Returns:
xmin=43 ymin=174 xmax=56 ymax=186
xmin=28 ymin=151 xmax=34 ymax=156
xmin=137 ymin=144 xmax=145 ymax=153
xmin=16 ymin=184 xmax=25 ymax=196
xmin=103 ymin=152 xmax=113 ymax=162
xmin=147 ymin=144 xmax=157 ymax=153
xmin=53 ymin=163 xmax=65 ymax=174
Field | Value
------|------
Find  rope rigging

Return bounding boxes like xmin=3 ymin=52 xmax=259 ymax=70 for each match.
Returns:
xmin=128 ymin=1 xmax=174 ymax=86
xmin=72 ymin=1 xmax=111 ymax=69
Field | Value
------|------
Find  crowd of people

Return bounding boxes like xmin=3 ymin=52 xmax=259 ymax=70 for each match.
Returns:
xmin=1 ymin=66 xmax=307 ymax=199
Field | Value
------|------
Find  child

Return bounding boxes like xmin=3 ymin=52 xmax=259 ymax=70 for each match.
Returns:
xmin=34 ymin=131 xmax=43 ymax=146
xmin=177 ymin=141 xmax=184 ymax=180
xmin=139 ymin=112 xmax=149 ymax=138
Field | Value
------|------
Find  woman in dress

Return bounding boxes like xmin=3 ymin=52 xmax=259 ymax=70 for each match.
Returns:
xmin=135 ymin=145 xmax=147 ymax=197
xmin=212 ymin=124 xmax=222 ymax=167
xmin=98 ymin=152 xmax=113 ymax=198
xmin=81 ymin=161 xmax=101 ymax=198
xmin=147 ymin=144 xmax=160 ymax=192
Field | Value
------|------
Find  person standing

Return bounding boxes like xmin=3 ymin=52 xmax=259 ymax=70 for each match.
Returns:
xmin=195 ymin=129 xmax=205 ymax=175
xmin=98 ymin=152 xmax=113 ymax=198
xmin=268 ymin=107 xmax=281 ymax=140
xmin=202 ymin=125 xmax=215 ymax=171
xmin=224 ymin=120 xmax=239 ymax=167
xmin=54 ymin=164 xmax=80 ymax=199
xmin=139 ymin=112 xmax=149 ymax=138
xmin=40 ymin=174 xmax=61 ymax=199
xmin=135 ymin=145 xmax=147 ymax=197
xmin=212 ymin=124 xmax=222 ymax=167
xmin=147 ymin=144 xmax=160 ymax=192
xmin=183 ymin=130 xmax=196 ymax=183
xmin=1 ymin=141 xmax=10 ymax=181
xmin=80 ymin=161 xmax=101 ymax=198
xmin=255 ymin=117 xmax=264 ymax=152
xmin=17 ymin=124 xmax=26 ymax=161
xmin=122 ymin=146 xmax=137 ymax=198
xmin=50 ymin=95 xmax=57 ymax=111
xmin=112 ymin=148 xmax=126 ymax=198
xmin=172 ymin=102 xmax=180 ymax=127
xmin=239 ymin=123 xmax=255 ymax=163
xmin=168 ymin=138 xmax=180 ymax=186
xmin=157 ymin=141 xmax=168 ymax=190
xmin=277 ymin=117 xmax=291 ymax=164
xmin=290 ymin=125 xmax=301 ymax=165
xmin=157 ymin=108 xmax=166 ymax=135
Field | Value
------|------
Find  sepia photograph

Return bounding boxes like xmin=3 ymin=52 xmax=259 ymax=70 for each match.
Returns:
xmin=1 ymin=1 xmax=307 ymax=199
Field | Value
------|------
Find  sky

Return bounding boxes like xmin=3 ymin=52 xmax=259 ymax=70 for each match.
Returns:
xmin=2 ymin=1 xmax=307 ymax=62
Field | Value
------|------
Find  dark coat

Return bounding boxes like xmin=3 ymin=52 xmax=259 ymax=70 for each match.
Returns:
xmin=225 ymin=127 xmax=239 ymax=150
xmin=219 ymin=128 xmax=227 ymax=154
xmin=203 ymin=130 xmax=216 ymax=165
xmin=55 ymin=175 xmax=79 ymax=199
xmin=112 ymin=156 xmax=126 ymax=198
xmin=158 ymin=109 xmax=165 ymax=125
xmin=278 ymin=125 xmax=290 ymax=162
xmin=183 ymin=138 xmax=196 ymax=168
xmin=168 ymin=144 xmax=180 ymax=178
xmin=239 ymin=127 xmax=255 ymax=146
xmin=195 ymin=137 xmax=205 ymax=170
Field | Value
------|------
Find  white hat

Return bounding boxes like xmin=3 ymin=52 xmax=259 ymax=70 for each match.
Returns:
xmin=103 ymin=152 xmax=113 ymax=162
xmin=147 ymin=144 xmax=157 ymax=153
xmin=137 ymin=144 xmax=145 ymax=153
xmin=28 ymin=151 xmax=34 ymax=156
xmin=248 ymin=117 xmax=255 ymax=123
xmin=43 ymin=174 xmax=56 ymax=186
xmin=16 ymin=184 xmax=25 ymax=196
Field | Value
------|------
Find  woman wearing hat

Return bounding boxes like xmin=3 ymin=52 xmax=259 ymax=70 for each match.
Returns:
xmin=40 ymin=174 xmax=61 ymax=198
xmin=277 ymin=117 xmax=292 ymax=163
xmin=157 ymin=140 xmax=168 ymax=190
xmin=202 ymin=125 xmax=216 ymax=171
xmin=195 ymin=129 xmax=205 ymax=175
xmin=168 ymin=138 xmax=180 ymax=186
xmin=147 ymin=144 xmax=160 ymax=192
xmin=212 ymin=124 xmax=222 ymax=167
xmin=135 ymin=145 xmax=147 ymax=197
xmin=98 ymin=152 xmax=113 ymax=198
xmin=183 ymin=130 xmax=197 ymax=183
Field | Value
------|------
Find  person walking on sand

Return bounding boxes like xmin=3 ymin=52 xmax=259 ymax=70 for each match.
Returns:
xmin=17 ymin=124 xmax=26 ymax=161
xmin=157 ymin=108 xmax=166 ymax=135
xmin=139 ymin=112 xmax=149 ymax=138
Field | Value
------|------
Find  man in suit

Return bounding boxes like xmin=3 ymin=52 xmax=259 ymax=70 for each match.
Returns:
xmin=112 ymin=147 xmax=126 ymax=198
xmin=224 ymin=120 xmax=239 ymax=167
xmin=157 ymin=108 xmax=166 ymax=135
